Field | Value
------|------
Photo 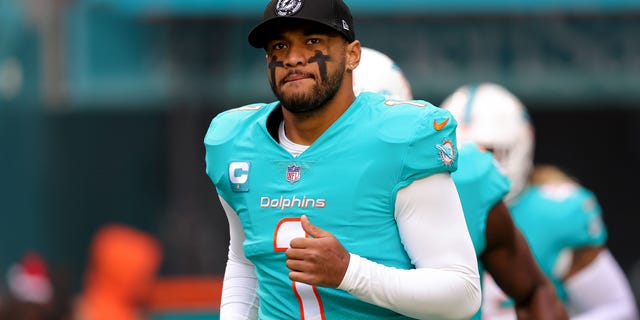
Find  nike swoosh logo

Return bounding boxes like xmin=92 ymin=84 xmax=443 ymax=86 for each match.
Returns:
xmin=433 ymin=118 xmax=449 ymax=131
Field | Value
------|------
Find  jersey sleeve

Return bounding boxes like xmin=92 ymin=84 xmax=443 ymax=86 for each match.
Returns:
xmin=204 ymin=104 xmax=267 ymax=194
xmin=566 ymin=187 xmax=608 ymax=247
xmin=400 ymin=105 xmax=459 ymax=184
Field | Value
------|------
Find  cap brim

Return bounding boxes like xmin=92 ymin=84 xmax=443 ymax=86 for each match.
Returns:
xmin=248 ymin=16 xmax=343 ymax=48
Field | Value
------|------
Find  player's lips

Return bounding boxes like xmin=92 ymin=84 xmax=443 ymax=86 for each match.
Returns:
xmin=282 ymin=72 xmax=313 ymax=85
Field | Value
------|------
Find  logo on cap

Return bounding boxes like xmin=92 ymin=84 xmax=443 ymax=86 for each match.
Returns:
xmin=342 ymin=20 xmax=350 ymax=31
xmin=276 ymin=0 xmax=303 ymax=16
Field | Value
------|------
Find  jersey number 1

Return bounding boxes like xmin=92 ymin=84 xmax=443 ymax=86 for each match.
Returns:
xmin=274 ymin=218 xmax=326 ymax=320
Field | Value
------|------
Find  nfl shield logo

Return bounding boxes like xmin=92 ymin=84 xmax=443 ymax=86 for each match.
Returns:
xmin=286 ymin=164 xmax=301 ymax=183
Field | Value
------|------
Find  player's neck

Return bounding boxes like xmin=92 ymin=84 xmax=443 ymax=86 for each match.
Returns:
xmin=282 ymin=85 xmax=355 ymax=145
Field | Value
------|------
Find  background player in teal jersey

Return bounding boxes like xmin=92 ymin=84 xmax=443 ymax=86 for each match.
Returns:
xmin=441 ymin=83 xmax=639 ymax=319
xmin=354 ymin=47 xmax=567 ymax=320
xmin=204 ymin=0 xmax=482 ymax=319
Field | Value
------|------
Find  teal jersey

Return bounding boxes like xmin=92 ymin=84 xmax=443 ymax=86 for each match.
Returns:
xmin=204 ymin=92 xmax=459 ymax=320
xmin=452 ymin=142 xmax=510 ymax=320
xmin=509 ymin=183 xmax=608 ymax=302
xmin=453 ymin=142 xmax=510 ymax=258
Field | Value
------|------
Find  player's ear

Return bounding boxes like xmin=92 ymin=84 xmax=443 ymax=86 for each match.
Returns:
xmin=346 ymin=40 xmax=361 ymax=72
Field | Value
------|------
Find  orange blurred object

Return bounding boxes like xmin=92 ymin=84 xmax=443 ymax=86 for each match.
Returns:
xmin=148 ymin=276 xmax=223 ymax=312
xmin=74 ymin=224 xmax=163 ymax=320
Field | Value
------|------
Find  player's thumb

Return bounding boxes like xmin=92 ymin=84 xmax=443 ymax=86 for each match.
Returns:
xmin=301 ymin=215 xmax=330 ymax=238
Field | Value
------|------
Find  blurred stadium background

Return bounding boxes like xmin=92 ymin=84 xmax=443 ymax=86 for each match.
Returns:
xmin=1 ymin=0 xmax=639 ymax=318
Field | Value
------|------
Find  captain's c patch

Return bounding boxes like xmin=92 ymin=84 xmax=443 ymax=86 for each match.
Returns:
xmin=229 ymin=161 xmax=250 ymax=192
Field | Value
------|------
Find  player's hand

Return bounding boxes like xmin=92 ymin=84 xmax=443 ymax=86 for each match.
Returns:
xmin=285 ymin=215 xmax=350 ymax=288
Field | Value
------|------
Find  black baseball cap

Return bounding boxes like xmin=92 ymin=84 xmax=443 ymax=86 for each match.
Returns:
xmin=248 ymin=0 xmax=355 ymax=48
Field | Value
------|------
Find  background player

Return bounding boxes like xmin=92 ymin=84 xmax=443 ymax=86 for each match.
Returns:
xmin=441 ymin=82 xmax=639 ymax=319
xmin=205 ymin=0 xmax=481 ymax=319
xmin=354 ymin=47 xmax=568 ymax=320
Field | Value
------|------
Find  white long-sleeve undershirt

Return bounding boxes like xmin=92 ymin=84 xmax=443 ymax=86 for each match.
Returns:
xmin=482 ymin=249 xmax=639 ymax=320
xmin=566 ymin=249 xmax=639 ymax=320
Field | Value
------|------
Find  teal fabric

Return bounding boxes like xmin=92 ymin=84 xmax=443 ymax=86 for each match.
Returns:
xmin=510 ymin=183 xmax=607 ymax=302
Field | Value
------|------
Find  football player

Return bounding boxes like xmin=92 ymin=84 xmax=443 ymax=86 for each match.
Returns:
xmin=205 ymin=1 xmax=482 ymax=319
xmin=441 ymin=82 xmax=639 ymax=320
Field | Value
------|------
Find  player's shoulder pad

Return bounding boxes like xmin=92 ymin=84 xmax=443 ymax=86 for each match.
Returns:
xmin=535 ymin=182 xmax=606 ymax=243
xmin=362 ymin=93 xmax=457 ymax=143
xmin=204 ymin=102 xmax=272 ymax=146
xmin=370 ymin=96 xmax=459 ymax=179
xmin=455 ymin=142 xmax=508 ymax=184
xmin=536 ymin=182 xmax=601 ymax=214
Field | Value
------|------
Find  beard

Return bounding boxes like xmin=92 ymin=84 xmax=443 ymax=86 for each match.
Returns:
xmin=270 ymin=58 xmax=346 ymax=114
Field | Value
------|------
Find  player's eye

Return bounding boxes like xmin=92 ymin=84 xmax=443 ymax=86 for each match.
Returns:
xmin=306 ymin=38 xmax=321 ymax=45
xmin=269 ymin=42 xmax=287 ymax=51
